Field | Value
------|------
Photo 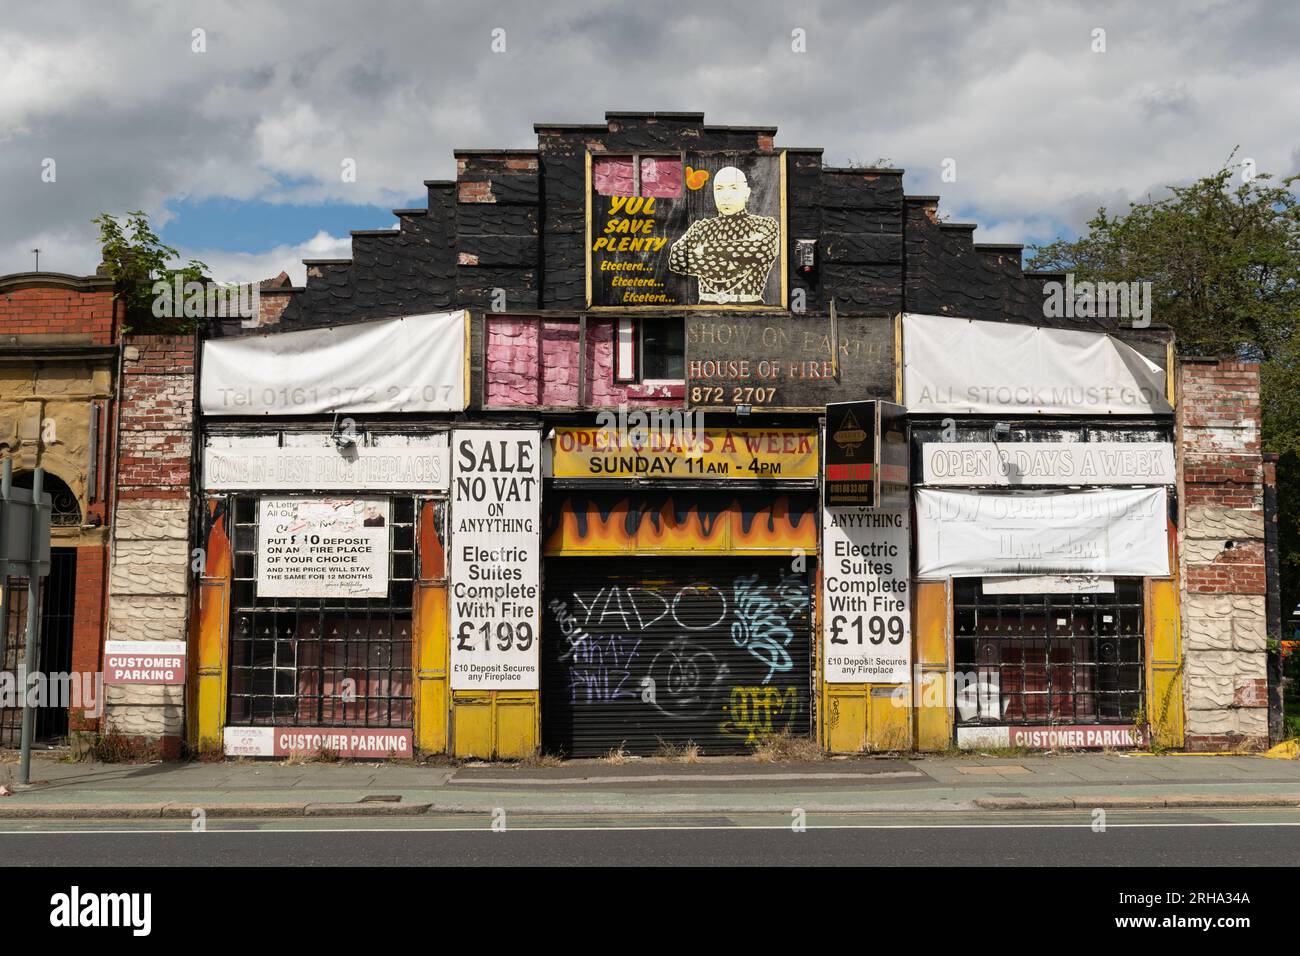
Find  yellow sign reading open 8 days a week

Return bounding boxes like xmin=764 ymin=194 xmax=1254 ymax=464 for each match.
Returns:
xmin=551 ymin=426 xmax=819 ymax=480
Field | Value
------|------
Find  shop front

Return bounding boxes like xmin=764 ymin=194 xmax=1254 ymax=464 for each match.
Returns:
xmin=903 ymin=313 xmax=1185 ymax=750
xmin=193 ymin=311 xmax=472 ymax=759
xmin=540 ymin=423 xmax=819 ymax=755
xmin=204 ymin=429 xmax=450 ymax=759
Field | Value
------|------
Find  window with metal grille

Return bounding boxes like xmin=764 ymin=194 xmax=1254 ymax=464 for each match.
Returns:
xmin=226 ymin=495 xmax=416 ymax=728
xmin=12 ymin=472 xmax=81 ymax=526
xmin=953 ymin=578 xmax=1144 ymax=725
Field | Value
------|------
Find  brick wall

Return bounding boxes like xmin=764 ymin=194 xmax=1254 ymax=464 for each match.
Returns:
xmin=0 ymin=276 xmax=116 ymax=344
xmin=104 ymin=334 xmax=196 ymax=757
xmin=116 ymin=337 xmax=195 ymax=498
xmin=1178 ymin=358 xmax=1269 ymax=750
xmin=69 ymin=544 xmax=108 ymax=732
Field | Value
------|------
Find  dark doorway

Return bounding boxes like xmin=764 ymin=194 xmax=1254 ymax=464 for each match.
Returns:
xmin=0 ymin=549 xmax=77 ymax=746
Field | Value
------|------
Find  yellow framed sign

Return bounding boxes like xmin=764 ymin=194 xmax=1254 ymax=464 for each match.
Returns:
xmin=551 ymin=425 xmax=817 ymax=480
xmin=586 ymin=151 xmax=788 ymax=310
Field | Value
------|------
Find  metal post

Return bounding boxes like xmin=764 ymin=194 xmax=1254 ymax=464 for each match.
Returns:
xmin=19 ymin=467 xmax=43 ymax=785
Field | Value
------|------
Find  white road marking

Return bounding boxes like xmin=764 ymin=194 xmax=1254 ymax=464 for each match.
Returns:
xmin=2 ymin=820 xmax=1300 ymax=836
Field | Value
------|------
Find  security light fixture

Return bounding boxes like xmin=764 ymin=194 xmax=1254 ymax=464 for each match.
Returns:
xmin=796 ymin=239 xmax=816 ymax=274
xmin=992 ymin=422 xmax=1011 ymax=442
xmin=330 ymin=413 xmax=356 ymax=451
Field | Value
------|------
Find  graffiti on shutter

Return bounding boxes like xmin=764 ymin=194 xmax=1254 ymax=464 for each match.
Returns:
xmin=542 ymin=560 xmax=813 ymax=756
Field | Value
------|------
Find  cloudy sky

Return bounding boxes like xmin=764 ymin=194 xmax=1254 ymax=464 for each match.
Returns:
xmin=3 ymin=0 xmax=1297 ymax=284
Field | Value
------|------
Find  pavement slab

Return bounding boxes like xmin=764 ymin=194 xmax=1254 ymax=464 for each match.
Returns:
xmin=0 ymin=751 xmax=1294 ymax=818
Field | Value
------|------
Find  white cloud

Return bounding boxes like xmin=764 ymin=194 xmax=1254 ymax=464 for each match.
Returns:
xmin=1 ymin=0 xmax=1296 ymax=277
xmin=188 ymin=231 xmax=354 ymax=287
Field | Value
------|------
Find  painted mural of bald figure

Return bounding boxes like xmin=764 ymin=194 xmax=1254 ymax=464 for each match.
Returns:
xmin=668 ymin=166 xmax=780 ymax=305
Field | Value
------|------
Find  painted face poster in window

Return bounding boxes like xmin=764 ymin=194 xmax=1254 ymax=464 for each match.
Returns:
xmin=257 ymin=498 xmax=389 ymax=598
xmin=449 ymin=429 xmax=541 ymax=690
xmin=587 ymin=151 xmax=787 ymax=309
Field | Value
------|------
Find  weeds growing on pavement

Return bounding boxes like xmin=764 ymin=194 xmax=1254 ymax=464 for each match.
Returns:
xmin=653 ymin=738 xmax=701 ymax=762
xmin=602 ymin=743 xmax=631 ymax=764
xmin=518 ymin=750 xmax=564 ymax=768
xmin=752 ymin=731 xmax=823 ymax=762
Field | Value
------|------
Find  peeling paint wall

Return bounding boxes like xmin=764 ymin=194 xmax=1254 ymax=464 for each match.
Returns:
xmin=104 ymin=336 xmax=195 ymax=756
xmin=1178 ymin=359 xmax=1269 ymax=750
xmin=484 ymin=315 xmax=682 ymax=408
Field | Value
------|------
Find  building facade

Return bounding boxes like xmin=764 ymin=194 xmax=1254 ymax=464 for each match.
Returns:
xmin=1 ymin=112 xmax=1276 ymax=759
xmin=0 ymin=271 xmax=119 ymax=750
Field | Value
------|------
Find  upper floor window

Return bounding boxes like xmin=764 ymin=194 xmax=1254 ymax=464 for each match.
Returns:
xmin=615 ymin=316 xmax=685 ymax=383
xmin=593 ymin=155 xmax=683 ymax=198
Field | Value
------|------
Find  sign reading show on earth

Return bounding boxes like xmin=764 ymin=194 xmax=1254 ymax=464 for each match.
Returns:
xmin=685 ymin=314 xmax=895 ymax=412
xmin=257 ymin=497 xmax=389 ymax=598
xmin=587 ymin=151 xmax=787 ymax=309
xmin=450 ymin=429 xmax=541 ymax=690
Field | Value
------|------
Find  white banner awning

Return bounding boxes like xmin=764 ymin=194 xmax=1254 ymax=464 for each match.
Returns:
xmin=903 ymin=313 xmax=1171 ymax=415
xmin=201 ymin=311 xmax=468 ymax=416
xmin=915 ymin=487 xmax=1169 ymax=578
xmin=204 ymin=432 xmax=449 ymax=491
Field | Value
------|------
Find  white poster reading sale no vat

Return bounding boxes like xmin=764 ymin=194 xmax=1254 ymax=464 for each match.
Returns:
xmin=450 ymin=430 xmax=541 ymax=690
xmin=258 ymin=498 xmax=389 ymax=598
xmin=822 ymin=508 xmax=911 ymax=683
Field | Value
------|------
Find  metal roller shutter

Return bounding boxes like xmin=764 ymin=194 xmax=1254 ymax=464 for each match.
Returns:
xmin=543 ymin=559 xmax=813 ymax=756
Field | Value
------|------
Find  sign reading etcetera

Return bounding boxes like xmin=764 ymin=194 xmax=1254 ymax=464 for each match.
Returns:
xmin=223 ymin=726 xmax=413 ymax=758
xmin=103 ymin=641 xmax=186 ymax=685
xmin=450 ymin=429 xmax=541 ymax=690
xmin=551 ymin=426 xmax=819 ymax=480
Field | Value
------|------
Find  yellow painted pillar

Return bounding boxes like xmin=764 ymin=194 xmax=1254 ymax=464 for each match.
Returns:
xmin=914 ymin=580 xmax=953 ymax=750
xmin=414 ymin=499 xmax=450 ymax=754
xmin=1146 ymin=578 xmax=1185 ymax=748
xmin=194 ymin=498 xmax=232 ymax=754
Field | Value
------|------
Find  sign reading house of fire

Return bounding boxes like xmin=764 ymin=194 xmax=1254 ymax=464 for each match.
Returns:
xmin=586 ymin=151 xmax=787 ymax=309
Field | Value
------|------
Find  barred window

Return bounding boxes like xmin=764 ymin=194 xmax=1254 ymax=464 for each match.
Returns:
xmin=227 ymin=495 xmax=416 ymax=728
xmin=953 ymin=578 xmax=1145 ymax=725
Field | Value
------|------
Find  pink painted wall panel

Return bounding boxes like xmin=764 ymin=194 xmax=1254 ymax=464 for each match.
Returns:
xmin=485 ymin=316 xmax=682 ymax=409
xmin=484 ymin=316 xmax=540 ymax=405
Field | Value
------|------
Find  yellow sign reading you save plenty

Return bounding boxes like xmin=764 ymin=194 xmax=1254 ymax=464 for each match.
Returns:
xmin=552 ymin=426 xmax=819 ymax=479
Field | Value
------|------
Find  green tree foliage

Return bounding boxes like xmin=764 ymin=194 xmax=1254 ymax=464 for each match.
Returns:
xmin=92 ymin=210 xmax=210 ymax=332
xmin=1027 ymin=154 xmax=1300 ymax=627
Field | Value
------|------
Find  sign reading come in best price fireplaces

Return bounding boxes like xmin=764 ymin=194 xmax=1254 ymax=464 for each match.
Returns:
xmin=449 ymin=430 xmax=541 ymax=690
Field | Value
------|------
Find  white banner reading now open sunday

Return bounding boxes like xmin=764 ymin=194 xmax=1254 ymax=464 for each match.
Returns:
xmin=914 ymin=487 xmax=1170 ymax=578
